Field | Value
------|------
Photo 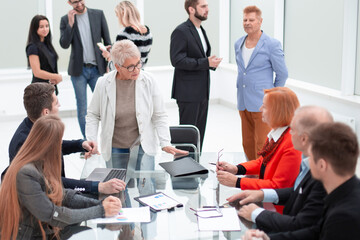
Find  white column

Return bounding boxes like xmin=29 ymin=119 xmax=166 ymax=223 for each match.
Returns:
xmin=341 ymin=0 xmax=358 ymax=95
xmin=135 ymin=0 xmax=145 ymax=25
xmin=273 ymin=0 xmax=284 ymax=46
xmin=218 ymin=0 xmax=230 ymax=63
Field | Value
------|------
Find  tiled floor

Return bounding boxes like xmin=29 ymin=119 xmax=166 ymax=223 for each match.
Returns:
xmin=0 ymin=103 xmax=243 ymax=180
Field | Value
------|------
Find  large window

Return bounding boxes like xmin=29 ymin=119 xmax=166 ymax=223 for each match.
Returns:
xmin=0 ymin=1 xmax=43 ymax=69
xmin=284 ymin=0 xmax=344 ymax=90
xmin=144 ymin=0 xmax=219 ymax=66
xmin=229 ymin=0 xmax=275 ymax=64
xmin=0 ymin=0 xmax=219 ymax=70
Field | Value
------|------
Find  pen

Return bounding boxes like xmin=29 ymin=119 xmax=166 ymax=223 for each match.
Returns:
xmin=221 ymin=202 xmax=231 ymax=207
xmin=191 ymin=207 xmax=223 ymax=211
xmin=217 ymin=148 xmax=224 ymax=166
xmin=209 ymin=162 xmax=217 ymax=165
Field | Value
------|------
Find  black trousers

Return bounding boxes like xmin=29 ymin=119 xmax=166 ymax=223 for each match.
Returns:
xmin=177 ymin=99 xmax=209 ymax=152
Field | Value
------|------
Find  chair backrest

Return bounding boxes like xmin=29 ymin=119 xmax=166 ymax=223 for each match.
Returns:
xmin=169 ymin=125 xmax=200 ymax=161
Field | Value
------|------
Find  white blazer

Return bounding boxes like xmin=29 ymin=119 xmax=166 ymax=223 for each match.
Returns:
xmin=86 ymin=70 xmax=171 ymax=162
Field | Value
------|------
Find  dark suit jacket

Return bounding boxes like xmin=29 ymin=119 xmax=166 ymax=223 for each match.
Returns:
xmin=1 ymin=117 xmax=97 ymax=193
xmin=60 ymin=8 xmax=111 ymax=76
xmin=256 ymin=172 xmax=326 ymax=232
xmin=269 ymin=176 xmax=360 ymax=240
xmin=170 ymin=19 xmax=212 ymax=102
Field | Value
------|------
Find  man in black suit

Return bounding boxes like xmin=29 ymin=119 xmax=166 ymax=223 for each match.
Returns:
xmin=227 ymin=106 xmax=332 ymax=232
xmin=170 ymin=0 xmax=222 ymax=151
xmin=243 ymin=122 xmax=360 ymax=240
xmin=60 ymin=0 xmax=111 ymax=140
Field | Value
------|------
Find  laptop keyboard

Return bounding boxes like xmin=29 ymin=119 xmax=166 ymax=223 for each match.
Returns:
xmin=103 ymin=169 xmax=126 ymax=182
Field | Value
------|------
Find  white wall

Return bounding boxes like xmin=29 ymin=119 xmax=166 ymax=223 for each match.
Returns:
xmin=212 ymin=65 xmax=360 ymax=134
xmin=284 ymin=0 xmax=345 ymax=91
xmin=0 ymin=69 xmax=79 ymax=119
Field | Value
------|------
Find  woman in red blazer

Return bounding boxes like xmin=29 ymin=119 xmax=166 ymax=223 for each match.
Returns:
xmin=217 ymin=87 xmax=302 ymax=211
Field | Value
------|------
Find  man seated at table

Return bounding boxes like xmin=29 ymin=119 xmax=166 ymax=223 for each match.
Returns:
xmin=1 ymin=83 xmax=125 ymax=194
xmin=243 ymin=121 xmax=360 ymax=240
xmin=227 ymin=106 xmax=331 ymax=232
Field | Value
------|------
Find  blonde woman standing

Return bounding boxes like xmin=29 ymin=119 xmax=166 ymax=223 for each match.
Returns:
xmin=100 ymin=1 xmax=153 ymax=68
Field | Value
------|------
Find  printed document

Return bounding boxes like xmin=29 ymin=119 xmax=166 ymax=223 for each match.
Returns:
xmin=197 ymin=207 xmax=241 ymax=231
xmin=90 ymin=207 xmax=151 ymax=223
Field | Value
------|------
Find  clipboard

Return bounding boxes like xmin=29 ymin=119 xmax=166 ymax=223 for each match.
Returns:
xmin=134 ymin=192 xmax=183 ymax=212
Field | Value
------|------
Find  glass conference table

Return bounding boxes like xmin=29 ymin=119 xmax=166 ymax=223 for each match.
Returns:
xmin=68 ymin=150 xmax=253 ymax=240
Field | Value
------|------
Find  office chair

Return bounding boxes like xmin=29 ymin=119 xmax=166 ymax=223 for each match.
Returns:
xmin=169 ymin=125 xmax=201 ymax=162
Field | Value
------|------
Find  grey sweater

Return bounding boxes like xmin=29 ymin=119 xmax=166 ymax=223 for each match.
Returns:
xmin=15 ymin=163 xmax=104 ymax=239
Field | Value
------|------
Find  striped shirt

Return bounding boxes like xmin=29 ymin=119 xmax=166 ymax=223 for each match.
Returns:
xmin=116 ymin=26 xmax=153 ymax=66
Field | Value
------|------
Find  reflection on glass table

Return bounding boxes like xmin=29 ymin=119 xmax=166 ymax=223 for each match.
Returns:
xmin=67 ymin=151 xmax=252 ymax=240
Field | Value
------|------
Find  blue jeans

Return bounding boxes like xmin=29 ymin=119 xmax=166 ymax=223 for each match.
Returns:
xmin=71 ymin=66 xmax=100 ymax=138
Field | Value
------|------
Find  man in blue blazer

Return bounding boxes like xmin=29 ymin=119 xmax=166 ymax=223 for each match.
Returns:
xmin=170 ymin=0 xmax=222 ymax=151
xmin=60 ymin=0 xmax=111 ymax=140
xmin=235 ymin=6 xmax=288 ymax=160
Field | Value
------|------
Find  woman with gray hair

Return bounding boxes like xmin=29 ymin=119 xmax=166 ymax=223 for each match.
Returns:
xmin=86 ymin=40 xmax=186 ymax=168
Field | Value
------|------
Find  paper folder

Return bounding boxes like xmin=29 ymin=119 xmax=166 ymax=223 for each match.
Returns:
xmin=159 ymin=157 xmax=208 ymax=177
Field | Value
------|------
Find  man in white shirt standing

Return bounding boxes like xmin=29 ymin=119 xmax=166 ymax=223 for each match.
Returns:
xmin=235 ymin=6 xmax=288 ymax=161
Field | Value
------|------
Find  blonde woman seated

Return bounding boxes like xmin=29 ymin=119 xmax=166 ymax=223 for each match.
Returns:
xmin=0 ymin=115 xmax=121 ymax=240
xmin=217 ymin=87 xmax=302 ymax=213
xmin=86 ymin=40 xmax=186 ymax=169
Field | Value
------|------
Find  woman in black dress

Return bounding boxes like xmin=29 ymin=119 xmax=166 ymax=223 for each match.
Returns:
xmin=26 ymin=15 xmax=62 ymax=95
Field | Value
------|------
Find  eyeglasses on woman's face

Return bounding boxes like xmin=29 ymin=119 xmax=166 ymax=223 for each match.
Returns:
xmin=120 ymin=61 xmax=142 ymax=72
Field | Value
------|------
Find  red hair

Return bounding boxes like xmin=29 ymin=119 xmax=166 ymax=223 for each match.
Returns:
xmin=243 ymin=5 xmax=262 ymax=18
xmin=0 ymin=115 xmax=64 ymax=240
xmin=264 ymin=87 xmax=300 ymax=128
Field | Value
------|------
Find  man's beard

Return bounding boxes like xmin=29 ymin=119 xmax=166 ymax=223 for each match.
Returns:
xmin=74 ymin=5 xmax=86 ymax=13
xmin=194 ymin=11 xmax=207 ymax=21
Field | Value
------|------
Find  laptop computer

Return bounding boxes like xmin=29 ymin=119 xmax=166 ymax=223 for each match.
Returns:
xmin=86 ymin=144 xmax=139 ymax=184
